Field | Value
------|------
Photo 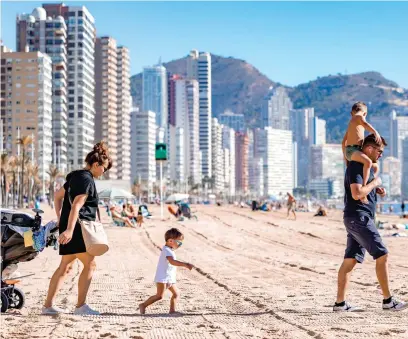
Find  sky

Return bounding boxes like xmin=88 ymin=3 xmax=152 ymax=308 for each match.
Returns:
xmin=1 ymin=1 xmax=407 ymax=88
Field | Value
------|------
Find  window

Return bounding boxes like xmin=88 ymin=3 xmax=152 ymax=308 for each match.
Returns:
xmin=16 ymin=83 xmax=21 ymax=88
xmin=26 ymin=84 xmax=36 ymax=88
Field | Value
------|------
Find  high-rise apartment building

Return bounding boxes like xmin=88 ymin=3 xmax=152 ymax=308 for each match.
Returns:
xmin=219 ymin=110 xmax=245 ymax=133
xmin=187 ymin=50 xmax=212 ymax=178
xmin=254 ymin=128 xmax=293 ymax=197
xmin=382 ymin=157 xmax=401 ymax=197
xmin=261 ymin=87 xmax=292 ymax=130
xmin=222 ymin=126 xmax=236 ymax=197
xmin=116 ymin=46 xmax=131 ymax=181
xmin=95 ymin=36 xmax=118 ymax=179
xmin=309 ymin=116 xmax=326 ymax=146
xmin=310 ymin=144 xmax=344 ymax=197
xmin=94 ymin=37 xmax=131 ymax=180
xmin=142 ymin=64 xmax=167 ymax=129
xmin=131 ymin=110 xmax=156 ymax=190
xmin=1 ymin=47 xmax=53 ymax=185
xmin=16 ymin=6 xmax=69 ymax=172
xmin=211 ymin=118 xmax=224 ymax=193
xmin=168 ymin=79 xmax=200 ymax=185
xmin=402 ymin=138 xmax=408 ymax=199
xmin=235 ymin=132 xmax=249 ymax=196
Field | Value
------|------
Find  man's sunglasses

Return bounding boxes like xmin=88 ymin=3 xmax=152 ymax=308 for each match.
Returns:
xmin=370 ymin=145 xmax=383 ymax=155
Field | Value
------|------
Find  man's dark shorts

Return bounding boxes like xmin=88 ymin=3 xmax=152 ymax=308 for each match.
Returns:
xmin=343 ymin=215 xmax=388 ymax=263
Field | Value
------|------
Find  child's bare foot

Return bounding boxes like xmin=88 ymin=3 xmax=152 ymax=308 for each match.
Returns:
xmin=360 ymin=196 xmax=369 ymax=204
xmin=139 ymin=303 xmax=146 ymax=314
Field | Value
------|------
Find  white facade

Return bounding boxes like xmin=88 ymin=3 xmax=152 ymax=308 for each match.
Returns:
xmin=17 ymin=8 xmax=69 ymax=173
xmin=116 ymin=46 xmax=132 ymax=181
xmin=309 ymin=116 xmax=326 ymax=146
xmin=65 ymin=6 xmax=96 ymax=170
xmin=261 ymin=87 xmax=292 ymax=130
xmin=402 ymin=138 xmax=408 ymax=199
xmin=187 ymin=50 xmax=212 ymax=178
xmin=370 ymin=111 xmax=398 ymax=159
xmin=131 ymin=110 xmax=156 ymax=189
xmin=254 ymin=128 xmax=293 ymax=197
xmin=382 ymin=157 xmax=401 ymax=197
xmin=211 ymin=118 xmax=224 ymax=193
xmin=142 ymin=64 xmax=168 ymax=129
xmin=222 ymin=126 xmax=236 ymax=197
xmin=290 ymin=108 xmax=315 ymax=187
xmin=169 ymin=79 xmax=200 ymax=185
xmin=310 ymin=144 xmax=344 ymax=198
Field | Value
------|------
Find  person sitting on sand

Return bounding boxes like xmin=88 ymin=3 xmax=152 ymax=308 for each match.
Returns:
xmin=314 ymin=205 xmax=327 ymax=217
xmin=139 ymin=228 xmax=194 ymax=314
xmin=286 ymin=193 xmax=296 ymax=220
xmin=110 ymin=206 xmax=135 ymax=228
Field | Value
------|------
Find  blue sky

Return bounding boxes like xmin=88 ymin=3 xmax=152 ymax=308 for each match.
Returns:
xmin=2 ymin=1 xmax=407 ymax=87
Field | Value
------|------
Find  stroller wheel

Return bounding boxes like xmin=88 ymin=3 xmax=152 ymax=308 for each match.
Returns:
xmin=7 ymin=287 xmax=25 ymax=309
xmin=1 ymin=292 xmax=9 ymax=312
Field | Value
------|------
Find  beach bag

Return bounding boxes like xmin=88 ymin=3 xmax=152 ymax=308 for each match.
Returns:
xmin=68 ymin=183 xmax=109 ymax=256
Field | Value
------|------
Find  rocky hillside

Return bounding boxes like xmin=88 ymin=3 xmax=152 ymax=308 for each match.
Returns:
xmin=131 ymin=55 xmax=408 ymax=142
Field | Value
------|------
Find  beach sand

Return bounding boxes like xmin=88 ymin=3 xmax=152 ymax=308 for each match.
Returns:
xmin=1 ymin=204 xmax=407 ymax=338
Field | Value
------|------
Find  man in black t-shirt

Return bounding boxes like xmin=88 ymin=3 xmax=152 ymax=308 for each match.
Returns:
xmin=334 ymin=134 xmax=408 ymax=312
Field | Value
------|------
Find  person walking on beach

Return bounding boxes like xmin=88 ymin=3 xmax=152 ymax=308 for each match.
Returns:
xmin=334 ymin=134 xmax=408 ymax=312
xmin=286 ymin=192 xmax=296 ymax=220
xmin=342 ymin=102 xmax=382 ymax=204
xmin=402 ymin=201 xmax=406 ymax=216
xmin=42 ymin=142 xmax=112 ymax=315
xmin=139 ymin=228 xmax=194 ymax=314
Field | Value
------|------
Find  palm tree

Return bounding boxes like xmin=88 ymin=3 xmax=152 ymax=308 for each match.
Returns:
xmin=8 ymin=156 xmax=19 ymax=209
xmin=1 ymin=153 xmax=10 ymax=207
xmin=26 ymin=162 xmax=40 ymax=204
xmin=17 ymin=135 xmax=33 ymax=207
xmin=47 ymin=164 xmax=61 ymax=205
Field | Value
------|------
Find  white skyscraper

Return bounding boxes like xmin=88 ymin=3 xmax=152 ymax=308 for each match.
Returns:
xmin=65 ymin=6 xmax=96 ymax=170
xmin=310 ymin=144 xmax=344 ymax=197
xmin=382 ymin=157 xmax=401 ymax=197
xmin=290 ymin=108 xmax=315 ymax=187
xmin=370 ymin=111 xmax=398 ymax=159
xmin=142 ymin=64 xmax=168 ymax=129
xmin=402 ymin=138 xmax=408 ymax=199
xmin=309 ymin=116 xmax=326 ymax=146
xmin=17 ymin=6 xmax=68 ymax=172
xmin=187 ymin=50 xmax=212 ymax=178
xmin=261 ymin=87 xmax=292 ymax=130
xmin=116 ymin=46 xmax=132 ymax=181
xmin=169 ymin=79 xmax=200 ymax=185
xmin=254 ymin=128 xmax=293 ymax=196
xmin=222 ymin=126 xmax=236 ymax=197
xmin=211 ymin=118 xmax=224 ymax=193
xmin=131 ymin=110 xmax=156 ymax=191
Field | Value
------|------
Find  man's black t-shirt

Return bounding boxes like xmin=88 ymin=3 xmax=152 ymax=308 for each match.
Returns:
xmin=343 ymin=161 xmax=377 ymax=219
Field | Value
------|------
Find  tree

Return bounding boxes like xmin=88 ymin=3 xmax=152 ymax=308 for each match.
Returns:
xmin=17 ymin=135 xmax=33 ymax=207
xmin=47 ymin=164 xmax=61 ymax=205
xmin=0 ymin=153 xmax=10 ymax=206
xmin=8 ymin=156 xmax=19 ymax=209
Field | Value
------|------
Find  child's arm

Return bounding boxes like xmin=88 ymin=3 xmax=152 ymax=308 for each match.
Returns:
xmin=356 ymin=116 xmax=381 ymax=142
xmin=167 ymin=257 xmax=194 ymax=270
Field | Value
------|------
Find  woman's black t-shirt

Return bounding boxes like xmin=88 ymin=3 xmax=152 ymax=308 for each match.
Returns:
xmin=58 ymin=170 xmax=99 ymax=255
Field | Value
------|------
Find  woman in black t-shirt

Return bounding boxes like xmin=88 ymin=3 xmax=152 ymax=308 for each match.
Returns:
xmin=42 ymin=142 xmax=112 ymax=316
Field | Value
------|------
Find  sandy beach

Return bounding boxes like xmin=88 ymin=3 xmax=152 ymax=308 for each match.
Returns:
xmin=1 ymin=204 xmax=407 ymax=339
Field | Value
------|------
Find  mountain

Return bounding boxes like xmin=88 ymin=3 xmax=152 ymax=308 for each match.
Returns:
xmin=130 ymin=55 xmax=408 ymax=142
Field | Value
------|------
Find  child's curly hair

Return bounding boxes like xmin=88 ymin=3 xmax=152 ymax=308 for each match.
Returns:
xmin=165 ymin=228 xmax=184 ymax=241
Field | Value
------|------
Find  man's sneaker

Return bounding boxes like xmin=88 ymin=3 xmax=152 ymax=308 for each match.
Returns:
xmin=333 ymin=301 xmax=364 ymax=312
xmin=42 ymin=306 xmax=68 ymax=315
xmin=74 ymin=304 xmax=100 ymax=315
xmin=383 ymin=297 xmax=408 ymax=311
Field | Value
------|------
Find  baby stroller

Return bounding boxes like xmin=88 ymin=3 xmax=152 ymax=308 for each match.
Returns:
xmin=1 ymin=208 xmax=58 ymax=312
